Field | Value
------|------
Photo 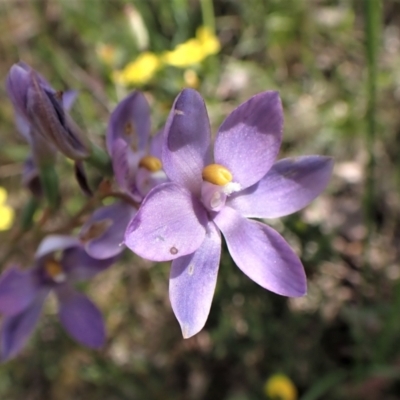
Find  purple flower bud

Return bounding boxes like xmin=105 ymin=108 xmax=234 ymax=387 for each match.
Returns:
xmin=6 ymin=62 xmax=90 ymax=161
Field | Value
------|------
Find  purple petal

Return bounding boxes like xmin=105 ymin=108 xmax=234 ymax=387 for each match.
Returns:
xmin=111 ymin=137 xmax=134 ymax=192
xmin=56 ymin=286 xmax=105 ymax=348
xmin=125 ymin=182 xmax=208 ymax=261
xmin=150 ymin=128 xmax=163 ymax=159
xmin=213 ymin=207 xmax=306 ymax=297
xmin=15 ymin=113 xmax=31 ymax=142
xmin=214 ymin=91 xmax=283 ymax=190
xmin=61 ymin=248 xmax=116 ymax=282
xmin=228 ymin=156 xmax=334 ymax=218
xmin=35 ymin=235 xmax=80 ymax=259
xmin=170 ymin=221 xmax=221 ymax=338
xmin=62 ymin=90 xmax=78 ymax=111
xmin=106 ymin=91 xmax=150 ymax=156
xmin=6 ymin=64 xmax=31 ymax=120
xmin=162 ymin=89 xmax=212 ymax=195
xmin=0 ymin=267 xmax=40 ymax=316
xmin=80 ymin=201 xmax=136 ymax=259
xmin=1 ymin=290 xmax=48 ymax=361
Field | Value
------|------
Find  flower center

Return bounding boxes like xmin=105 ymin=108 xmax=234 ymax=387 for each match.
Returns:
xmin=138 ymin=155 xmax=163 ymax=172
xmin=80 ymin=218 xmax=113 ymax=243
xmin=202 ymin=164 xmax=232 ymax=186
xmin=44 ymin=259 xmax=66 ymax=283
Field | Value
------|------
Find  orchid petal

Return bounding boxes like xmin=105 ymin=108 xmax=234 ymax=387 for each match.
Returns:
xmin=170 ymin=221 xmax=221 ymax=338
xmin=35 ymin=235 xmax=79 ymax=259
xmin=6 ymin=64 xmax=31 ymax=120
xmin=214 ymin=91 xmax=283 ymax=189
xmin=228 ymin=156 xmax=334 ymax=218
xmin=56 ymin=286 xmax=105 ymax=348
xmin=149 ymin=128 xmax=163 ymax=159
xmin=0 ymin=267 xmax=40 ymax=316
xmin=80 ymin=201 xmax=136 ymax=259
xmin=162 ymin=89 xmax=212 ymax=195
xmin=106 ymin=91 xmax=150 ymax=155
xmin=111 ymin=137 xmax=135 ymax=192
xmin=62 ymin=90 xmax=78 ymax=111
xmin=61 ymin=247 xmax=115 ymax=281
xmin=15 ymin=113 xmax=31 ymax=142
xmin=1 ymin=290 xmax=48 ymax=361
xmin=125 ymin=182 xmax=208 ymax=261
xmin=214 ymin=207 xmax=306 ymax=297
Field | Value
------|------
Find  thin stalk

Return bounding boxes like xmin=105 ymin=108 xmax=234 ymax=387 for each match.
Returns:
xmin=200 ymin=0 xmax=216 ymax=33
xmin=364 ymin=0 xmax=380 ymax=255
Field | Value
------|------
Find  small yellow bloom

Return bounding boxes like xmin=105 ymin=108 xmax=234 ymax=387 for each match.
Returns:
xmin=113 ymin=52 xmax=161 ymax=86
xmin=184 ymin=69 xmax=200 ymax=88
xmin=162 ymin=26 xmax=220 ymax=68
xmin=264 ymin=374 xmax=297 ymax=400
xmin=96 ymin=43 xmax=118 ymax=66
xmin=0 ymin=187 xmax=14 ymax=231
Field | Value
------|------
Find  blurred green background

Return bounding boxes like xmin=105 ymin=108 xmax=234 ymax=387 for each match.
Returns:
xmin=1 ymin=0 xmax=400 ymax=399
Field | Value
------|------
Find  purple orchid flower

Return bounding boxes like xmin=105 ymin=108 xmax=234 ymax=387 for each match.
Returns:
xmin=125 ymin=89 xmax=333 ymax=338
xmin=0 ymin=235 xmax=115 ymax=361
xmin=6 ymin=62 xmax=90 ymax=161
xmin=79 ymin=91 xmax=166 ymax=259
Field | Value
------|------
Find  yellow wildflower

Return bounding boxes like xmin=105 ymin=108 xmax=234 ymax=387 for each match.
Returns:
xmin=113 ymin=52 xmax=161 ymax=86
xmin=184 ymin=69 xmax=200 ymax=88
xmin=162 ymin=26 xmax=220 ymax=68
xmin=96 ymin=43 xmax=118 ymax=66
xmin=0 ymin=187 xmax=14 ymax=231
xmin=264 ymin=374 xmax=297 ymax=400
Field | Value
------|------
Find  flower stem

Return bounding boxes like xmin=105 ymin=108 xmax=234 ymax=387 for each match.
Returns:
xmin=86 ymin=144 xmax=112 ymax=176
xmin=200 ymin=0 xmax=216 ymax=34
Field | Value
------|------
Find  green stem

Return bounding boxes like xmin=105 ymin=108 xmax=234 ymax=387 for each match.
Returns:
xmin=20 ymin=197 xmax=40 ymax=230
xmin=363 ymin=0 xmax=380 ymax=253
xmin=39 ymin=164 xmax=60 ymax=209
xmin=200 ymin=0 xmax=216 ymax=33
xmin=86 ymin=144 xmax=113 ymax=176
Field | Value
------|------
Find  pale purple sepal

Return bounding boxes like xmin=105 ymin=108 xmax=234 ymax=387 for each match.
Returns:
xmin=0 ymin=267 xmax=39 ymax=316
xmin=125 ymin=182 xmax=208 ymax=261
xmin=61 ymin=247 xmax=117 ymax=281
xmin=214 ymin=91 xmax=283 ymax=190
xmin=1 ymin=290 xmax=48 ymax=361
xmin=57 ymin=286 xmax=105 ymax=348
xmin=228 ymin=156 xmax=334 ymax=218
xmin=162 ymin=89 xmax=212 ymax=196
xmin=80 ymin=201 xmax=136 ymax=259
xmin=106 ymin=91 xmax=150 ymax=156
xmin=6 ymin=64 xmax=32 ymax=121
xmin=213 ymin=206 xmax=307 ymax=297
xmin=150 ymin=129 xmax=163 ymax=159
xmin=35 ymin=235 xmax=80 ymax=259
xmin=170 ymin=221 xmax=221 ymax=338
xmin=62 ymin=90 xmax=78 ymax=111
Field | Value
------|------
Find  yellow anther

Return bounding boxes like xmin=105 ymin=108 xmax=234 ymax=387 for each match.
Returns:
xmin=44 ymin=260 xmax=64 ymax=280
xmin=139 ymin=155 xmax=163 ymax=172
xmin=202 ymin=164 xmax=232 ymax=186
